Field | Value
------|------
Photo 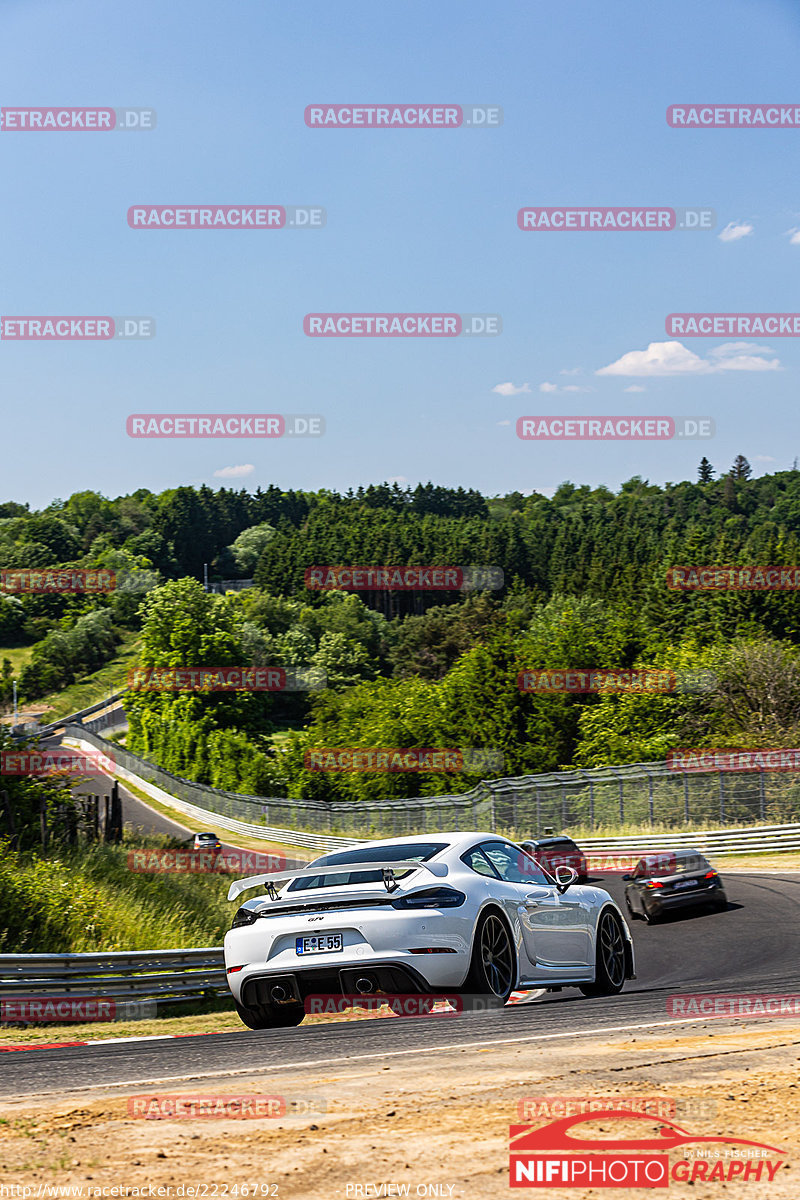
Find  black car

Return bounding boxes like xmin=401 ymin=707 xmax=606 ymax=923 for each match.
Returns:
xmin=519 ymin=836 xmax=588 ymax=883
xmin=623 ymin=850 xmax=727 ymax=923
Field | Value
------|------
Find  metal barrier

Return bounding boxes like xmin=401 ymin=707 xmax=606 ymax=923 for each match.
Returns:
xmin=31 ymin=692 xmax=126 ymax=739
xmin=0 ymin=948 xmax=226 ymax=1005
xmin=61 ymin=723 xmax=800 ymax=842
xmin=62 ymin=732 xmax=800 ymax=858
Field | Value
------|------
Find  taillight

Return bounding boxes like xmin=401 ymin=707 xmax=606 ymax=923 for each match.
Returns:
xmin=391 ymin=887 xmax=466 ymax=909
xmin=231 ymin=906 xmax=259 ymax=928
xmin=704 ymin=870 xmax=717 ymax=879
xmin=645 ymin=880 xmax=664 ymax=889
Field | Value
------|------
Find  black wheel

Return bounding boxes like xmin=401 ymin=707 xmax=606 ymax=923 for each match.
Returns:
xmin=461 ymin=910 xmax=515 ymax=1009
xmin=624 ymin=895 xmax=639 ymax=920
xmin=235 ymin=1001 xmax=305 ymax=1030
xmin=642 ymin=900 xmax=660 ymax=925
xmin=580 ymin=910 xmax=627 ymax=997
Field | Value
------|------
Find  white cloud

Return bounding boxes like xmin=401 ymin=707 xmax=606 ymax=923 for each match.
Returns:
xmin=497 ymin=419 xmax=511 ymax=426
xmin=539 ymin=381 xmax=592 ymax=394
xmin=213 ymin=464 xmax=255 ymax=479
xmin=754 ymin=455 xmax=776 ymax=463
xmin=492 ymin=381 xmax=530 ymax=396
xmin=559 ymin=367 xmax=583 ymax=376
xmin=597 ymin=339 xmax=780 ymax=377
xmin=718 ymin=221 xmax=753 ymax=243
xmin=786 ymin=227 xmax=800 ymax=246
xmin=624 ymin=384 xmax=646 ymax=393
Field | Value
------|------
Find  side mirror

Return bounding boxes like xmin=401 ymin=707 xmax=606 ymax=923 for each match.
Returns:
xmin=554 ymin=865 xmax=578 ymax=894
xmin=622 ymin=873 xmax=632 ymax=881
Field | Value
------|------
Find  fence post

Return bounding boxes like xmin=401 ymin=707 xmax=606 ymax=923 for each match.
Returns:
xmin=40 ymin=794 xmax=48 ymax=851
xmin=759 ymin=770 xmax=766 ymax=821
xmin=0 ymin=789 xmax=18 ymax=849
xmin=719 ymin=771 xmax=725 ymax=824
xmin=535 ymin=786 xmax=541 ymax=836
xmin=110 ymin=781 xmax=122 ymax=843
xmin=561 ymin=784 xmax=567 ymax=830
xmin=683 ymin=772 xmax=690 ymax=824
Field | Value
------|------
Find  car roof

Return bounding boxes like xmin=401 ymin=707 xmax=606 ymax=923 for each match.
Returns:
xmin=310 ymin=831 xmax=512 ymax=860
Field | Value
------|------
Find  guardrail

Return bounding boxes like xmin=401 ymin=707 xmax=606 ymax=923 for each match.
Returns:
xmin=63 ymin=731 xmax=800 ymax=858
xmin=63 ymin=731 xmax=363 ymax=853
xmin=0 ymin=948 xmax=226 ymax=1010
xmin=30 ymin=692 xmax=126 ymax=739
xmin=580 ymin=823 xmax=800 ymax=857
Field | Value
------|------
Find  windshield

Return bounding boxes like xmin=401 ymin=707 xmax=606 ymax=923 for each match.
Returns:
xmin=286 ymin=842 xmax=446 ymax=891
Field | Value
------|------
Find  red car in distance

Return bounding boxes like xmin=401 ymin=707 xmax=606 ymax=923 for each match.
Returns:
xmin=520 ymin=836 xmax=588 ymax=883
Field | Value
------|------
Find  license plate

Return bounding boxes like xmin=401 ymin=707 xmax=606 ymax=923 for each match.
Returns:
xmin=674 ymin=879 xmax=698 ymax=890
xmin=296 ymin=934 xmax=343 ymax=955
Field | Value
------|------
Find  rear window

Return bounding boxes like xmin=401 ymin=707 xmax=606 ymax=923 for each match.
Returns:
xmin=287 ymin=842 xmax=446 ymax=891
xmin=638 ymin=852 xmax=709 ymax=878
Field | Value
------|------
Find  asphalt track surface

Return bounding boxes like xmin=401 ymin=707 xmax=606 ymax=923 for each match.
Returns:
xmin=4 ymin=868 xmax=800 ymax=1100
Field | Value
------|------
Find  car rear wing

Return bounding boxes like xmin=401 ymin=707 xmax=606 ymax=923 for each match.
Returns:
xmin=227 ymin=858 xmax=448 ymax=902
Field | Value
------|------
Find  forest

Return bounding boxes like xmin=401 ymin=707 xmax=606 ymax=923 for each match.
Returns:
xmin=4 ymin=457 xmax=800 ymax=802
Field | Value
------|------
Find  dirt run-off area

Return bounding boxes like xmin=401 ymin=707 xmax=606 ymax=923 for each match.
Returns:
xmin=0 ymin=1018 xmax=798 ymax=1199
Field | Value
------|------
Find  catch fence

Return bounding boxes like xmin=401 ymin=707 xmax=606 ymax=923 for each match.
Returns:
xmin=62 ymin=725 xmax=800 ymax=841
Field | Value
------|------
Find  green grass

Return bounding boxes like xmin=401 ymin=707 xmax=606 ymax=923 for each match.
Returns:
xmin=0 ymin=833 xmax=232 ymax=953
xmin=36 ymin=632 xmax=141 ymax=720
xmin=0 ymin=645 xmax=33 ymax=675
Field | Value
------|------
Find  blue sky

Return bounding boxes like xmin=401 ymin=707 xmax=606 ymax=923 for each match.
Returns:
xmin=1 ymin=0 xmax=799 ymax=508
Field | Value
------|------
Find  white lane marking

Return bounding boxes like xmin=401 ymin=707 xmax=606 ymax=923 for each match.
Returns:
xmin=21 ymin=1016 xmax=723 ymax=1094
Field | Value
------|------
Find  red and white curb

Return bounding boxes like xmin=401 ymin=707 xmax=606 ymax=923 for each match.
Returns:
xmin=0 ymin=991 xmax=545 ymax=1052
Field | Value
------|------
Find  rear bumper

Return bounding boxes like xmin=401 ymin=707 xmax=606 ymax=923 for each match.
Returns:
xmin=649 ymin=885 xmax=726 ymax=911
xmin=239 ymin=960 xmax=444 ymax=1010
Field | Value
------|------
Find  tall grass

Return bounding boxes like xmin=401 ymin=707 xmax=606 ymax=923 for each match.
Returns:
xmin=0 ymin=835 xmax=232 ymax=952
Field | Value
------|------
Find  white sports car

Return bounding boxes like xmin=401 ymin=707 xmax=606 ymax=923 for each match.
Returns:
xmin=224 ymin=832 xmax=635 ymax=1029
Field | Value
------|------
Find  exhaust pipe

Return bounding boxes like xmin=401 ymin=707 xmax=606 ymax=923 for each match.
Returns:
xmin=271 ymin=985 xmax=287 ymax=1003
xmin=355 ymin=977 xmax=375 ymax=995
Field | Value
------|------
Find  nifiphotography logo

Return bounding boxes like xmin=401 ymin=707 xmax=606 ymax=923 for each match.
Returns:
xmin=509 ymin=1108 xmax=786 ymax=1187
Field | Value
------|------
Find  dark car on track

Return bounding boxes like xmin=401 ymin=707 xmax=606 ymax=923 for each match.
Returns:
xmin=623 ymin=850 xmax=727 ymax=923
xmin=519 ymin=836 xmax=588 ymax=883
xmin=192 ymin=831 xmax=222 ymax=853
